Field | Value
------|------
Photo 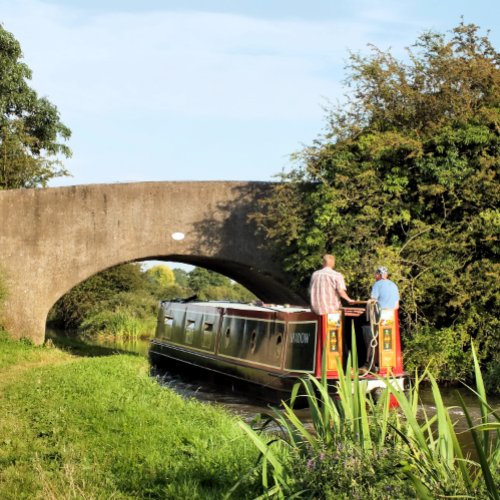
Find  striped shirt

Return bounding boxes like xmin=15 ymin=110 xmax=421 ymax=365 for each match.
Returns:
xmin=309 ymin=267 xmax=347 ymax=315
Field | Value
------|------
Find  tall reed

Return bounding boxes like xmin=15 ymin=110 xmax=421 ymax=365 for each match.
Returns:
xmin=80 ymin=308 xmax=156 ymax=339
xmin=238 ymin=332 xmax=500 ymax=499
xmin=385 ymin=343 xmax=500 ymax=499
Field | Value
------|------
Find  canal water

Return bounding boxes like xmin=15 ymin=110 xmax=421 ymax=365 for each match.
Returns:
xmin=46 ymin=329 xmax=499 ymax=438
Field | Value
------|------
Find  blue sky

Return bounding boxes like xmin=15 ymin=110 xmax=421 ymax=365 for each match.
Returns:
xmin=1 ymin=0 xmax=498 ymax=188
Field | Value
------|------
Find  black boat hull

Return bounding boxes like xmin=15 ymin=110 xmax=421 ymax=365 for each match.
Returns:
xmin=149 ymin=339 xmax=303 ymax=404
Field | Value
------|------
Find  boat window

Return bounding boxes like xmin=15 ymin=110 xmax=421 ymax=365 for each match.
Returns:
xmin=275 ymin=332 xmax=283 ymax=359
xmin=201 ymin=323 xmax=213 ymax=349
xmin=164 ymin=316 xmax=174 ymax=327
xmin=185 ymin=320 xmax=196 ymax=345
xmin=250 ymin=330 xmax=257 ymax=353
xmin=224 ymin=327 xmax=231 ymax=348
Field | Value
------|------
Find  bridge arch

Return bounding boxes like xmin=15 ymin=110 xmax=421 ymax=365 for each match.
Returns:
xmin=0 ymin=182 xmax=304 ymax=344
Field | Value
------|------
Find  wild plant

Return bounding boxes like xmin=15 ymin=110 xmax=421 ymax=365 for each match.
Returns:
xmin=385 ymin=343 xmax=500 ymax=499
xmin=237 ymin=331 xmax=500 ymax=499
xmin=236 ymin=326 xmax=408 ymax=498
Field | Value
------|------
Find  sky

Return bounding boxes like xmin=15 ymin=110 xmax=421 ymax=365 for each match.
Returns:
xmin=1 ymin=0 xmax=498 ymax=188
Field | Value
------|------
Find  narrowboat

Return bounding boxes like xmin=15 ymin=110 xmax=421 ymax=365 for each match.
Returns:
xmin=149 ymin=299 xmax=407 ymax=403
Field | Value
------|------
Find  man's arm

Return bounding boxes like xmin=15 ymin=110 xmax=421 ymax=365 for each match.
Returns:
xmin=338 ymin=288 xmax=354 ymax=304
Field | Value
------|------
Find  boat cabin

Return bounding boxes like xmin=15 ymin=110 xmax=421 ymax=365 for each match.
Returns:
xmin=149 ymin=300 xmax=406 ymax=402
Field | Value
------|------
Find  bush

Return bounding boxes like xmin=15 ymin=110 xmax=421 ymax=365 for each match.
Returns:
xmin=484 ymin=360 xmax=500 ymax=395
xmin=289 ymin=443 xmax=414 ymax=499
xmin=240 ymin=342 xmax=500 ymax=499
xmin=403 ymin=325 xmax=473 ymax=380
xmin=50 ymin=264 xmax=256 ymax=337
xmin=251 ymin=23 xmax=500 ymax=383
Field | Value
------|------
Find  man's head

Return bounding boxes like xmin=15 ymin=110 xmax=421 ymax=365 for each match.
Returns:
xmin=375 ymin=266 xmax=388 ymax=280
xmin=322 ymin=254 xmax=335 ymax=269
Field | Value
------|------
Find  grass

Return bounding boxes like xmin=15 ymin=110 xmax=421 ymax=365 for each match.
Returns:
xmin=0 ymin=332 xmax=258 ymax=499
xmin=79 ymin=309 xmax=157 ymax=340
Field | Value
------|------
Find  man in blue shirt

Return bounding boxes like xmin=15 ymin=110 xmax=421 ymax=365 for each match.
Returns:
xmin=370 ymin=266 xmax=399 ymax=310
xmin=360 ymin=266 xmax=400 ymax=372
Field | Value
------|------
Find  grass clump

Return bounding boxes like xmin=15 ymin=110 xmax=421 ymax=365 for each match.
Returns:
xmin=241 ymin=336 xmax=500 ymax=499
xmin=0 ymin=335 xmax=258 ymax=499
xmin=79 ymin=307 xmax=157 ymax=339
xmin=0 ymin=330 xmax=70 ymax=374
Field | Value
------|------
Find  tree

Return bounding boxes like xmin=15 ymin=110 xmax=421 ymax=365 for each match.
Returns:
xmin=252 ymin=22 xmax=500 ymax=381
xmin=173 ymin=268 xmax=189 ymax=288
xmin=50 ymin=263 xmax=149 ymax=329
xmin=187 ymin=267 xmax=231 ymax=293
xmin=0 ymin=24 xmax=71 ymax=189
xmin=144 ymin=265 xmax=175 ymax=289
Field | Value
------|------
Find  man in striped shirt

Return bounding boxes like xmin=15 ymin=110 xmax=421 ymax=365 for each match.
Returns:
xmin=309 ymin=254 xmax=354 ymax=315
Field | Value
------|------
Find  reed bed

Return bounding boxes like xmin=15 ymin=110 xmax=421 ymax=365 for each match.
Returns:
xmin=239 ymin=330 xmax=500 ymax=499
xmin=80 ymin=308 xmax=156 ymax=339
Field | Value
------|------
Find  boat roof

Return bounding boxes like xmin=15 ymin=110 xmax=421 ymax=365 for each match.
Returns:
xmin=161 ymin=300 xmax=312 ymax=314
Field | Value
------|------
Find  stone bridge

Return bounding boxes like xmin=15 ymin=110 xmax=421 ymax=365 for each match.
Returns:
xmin=0 ymin=181 xmax=304 ymax=344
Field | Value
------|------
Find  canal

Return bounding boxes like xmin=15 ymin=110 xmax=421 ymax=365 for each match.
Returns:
xmin=46 ymin=328 xmax=499 ymax=442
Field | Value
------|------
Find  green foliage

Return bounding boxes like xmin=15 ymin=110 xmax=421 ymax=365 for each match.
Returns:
xmin=387 ymin=344 xmax=500 ymax=499
xmin=0 ymin=24 xmax=71 ymax=189
xmin=484 ymin=360 xmax=500 ymax=398
xmin=50 ymin=263 xmax=152 ymax=330
xmin=403 ymin=324 xmax=473 ymax=380
xmin=187 ymin=267 xmax=256 ymax=302
xmin=173 ymin=268 xmax=189 ymax=288
xmin=0 ymin=337 xmax=258 ymax=498
xmin=80 ymin=308 xmax=157 ymax=339
xmin=188 ymin=267 xmax=230 ymax=291
xmin=197 ymin=283 xmax=256 ymax=302
xmin=242 ymin=341 xmax=500 ymax=499
xmin=252 ymin=22 xmax=500 ymax=382
xmin=144 ymin=264 xmax=175 ymax=289
xmin=50 ymin=263 xmax=256 ymax=338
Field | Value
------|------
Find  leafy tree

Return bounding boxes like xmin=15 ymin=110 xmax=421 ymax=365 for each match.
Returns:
xmin=50 ymin=264 xmax=149 ymax=329
xmin=144 ymin=265 xmax=175 ymax=289
xmin=187 ymin=267 xmax=231 ymax=293
xmin=252 ymin=22 xmax=499 ymax=381
xmin=50 ymin=264 xmax=256 ymax=332
xmin=197 ymin=283 xmax=256 ymax=302
xmin=0 ymin=24 xmax=71 ymax=189
xmin=173 ymin=268 xmax=189 ymax=288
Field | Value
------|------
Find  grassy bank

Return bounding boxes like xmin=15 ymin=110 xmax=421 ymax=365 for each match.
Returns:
xmin=0 ymin=333 xmax=258 ymax=499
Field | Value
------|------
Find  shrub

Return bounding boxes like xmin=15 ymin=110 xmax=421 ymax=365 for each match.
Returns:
xmin=403 ymin=324 xmax=473 ymax=380
xmin=241 ymin=342 xmax=500 ymax=499
xmin=484 ymin=360 xmax=500 ymax=395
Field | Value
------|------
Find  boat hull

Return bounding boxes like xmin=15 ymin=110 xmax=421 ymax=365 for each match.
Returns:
xmin=149 ymin=340 xmax=303 ymax=403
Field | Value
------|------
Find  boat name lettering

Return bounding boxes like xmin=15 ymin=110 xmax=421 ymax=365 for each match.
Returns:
xmin=290 ymin=332 xmax=310 ymax=344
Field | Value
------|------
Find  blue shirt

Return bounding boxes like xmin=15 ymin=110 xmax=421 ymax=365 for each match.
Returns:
xmin=371 ymin=279 xmax=399 ymax=309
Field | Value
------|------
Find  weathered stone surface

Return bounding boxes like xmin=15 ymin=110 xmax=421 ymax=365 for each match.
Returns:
xmin=0 ymin=181 xmax=304 ymax=344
